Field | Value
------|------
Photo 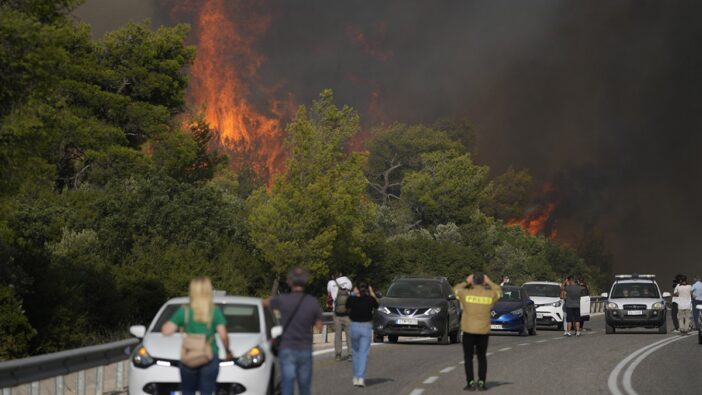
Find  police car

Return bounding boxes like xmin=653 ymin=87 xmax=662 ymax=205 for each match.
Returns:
xmin=602 ymin=274 xmax=670 ymax=334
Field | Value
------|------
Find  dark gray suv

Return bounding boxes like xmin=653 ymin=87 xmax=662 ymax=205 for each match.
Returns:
xmin=373 ymin=276 xmax=462 ymax=344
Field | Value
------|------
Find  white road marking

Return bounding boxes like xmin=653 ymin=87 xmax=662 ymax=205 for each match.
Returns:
xmin=498 ymin=347 xmax=511 ymax=352
xmin=588 ymin=331 xmax=598 ymax=335
xmin=440 ymin=366 xmax=456 ymax=373
xmin=608 ymin=336 xmax=687 ymax=395
xmin=486 ymin=352 xmax=494 ymax=356
xmin=553 ymin=336 xmax=565 ymax=340
xmin=536 ymin=339 xmax=547 ymax=343
xmin=459 ymin=360 xmax=465 ymax=364
xmin=423 ymin=376 xmax=439 ymax=384
xmin=409 ymin=389 xmax=424 ymax=395
xmin=518 ymin=343 xmax=529 ymax=346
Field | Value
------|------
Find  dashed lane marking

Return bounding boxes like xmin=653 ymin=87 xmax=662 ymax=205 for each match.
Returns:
xmin=498 ymin=347 xmax=512 ymax=352
xmin=518 ymin=343 xmax=530 ymax=346
xmin=409 ymin=389 xmax=424 ymax=395
xmin=459 ymin=361 xmax=465 ymax=364
xmin=553 ymin=336 xmax=565 ymax=340
xmin=536 ymin=339 xmax=548 ymax=343
xmin=486 ymin=352 xmax=494 ymax=356
xmin=440 ymin=366 xmax=456 ymax=373
xmin=423 ymin=376 xmax=439 ymax=384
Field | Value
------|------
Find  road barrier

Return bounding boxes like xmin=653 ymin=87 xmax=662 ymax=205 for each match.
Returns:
xmin=590 ymin=296 xmax=606 ymax=313
xmin=0 ymin=339 xmax=138 ymax=395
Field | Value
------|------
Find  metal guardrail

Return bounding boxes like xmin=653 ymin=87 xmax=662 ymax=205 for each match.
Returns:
xmin=0 ymin=339 xmax=138 ymax=392
xmin=590 ymin=296 xmax=606 ymax=313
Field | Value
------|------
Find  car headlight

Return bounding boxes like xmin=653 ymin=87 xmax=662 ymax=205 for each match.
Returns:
xmin=426 ymin=307 xmax=442 ymax=315
xmin=549 ymin=300 xmax=563 ymax=307
xmin=607 ymin=302 xmax=618 ymax=310
xmin=235 ymin=346 xmax=265 ymax=369
xmin=652 ymin=302 xmax=664 ymax=310
xmin=510 ymin=309 xmax=523 ymax=317
xmin=378 ymin=306 xmax=391 ymax=315
xmin=132 ymin=345 xmax=155 ymax=368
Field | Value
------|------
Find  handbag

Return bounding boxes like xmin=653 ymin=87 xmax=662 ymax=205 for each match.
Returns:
xmin=180 ymin=306 xmax=214 ymax=368
xmin=271 ymin=294 xmax=306 ymax=357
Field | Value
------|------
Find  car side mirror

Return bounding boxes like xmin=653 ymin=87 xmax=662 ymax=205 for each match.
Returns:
xmin=601 ymin=292 xmax=608 ymax=298
xmin=662 ymin=292 xmax=671 ymax=298
xmin=447 ymin=294 xmax=456 ymax=301
xmin=130 ymin=325 xmax=146 ymax=338
xmin=271 ymin=325 xmax=283 ymax=339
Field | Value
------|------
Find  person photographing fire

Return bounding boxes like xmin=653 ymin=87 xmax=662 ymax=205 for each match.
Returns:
xmin=454 ymin=272 xmax=501 ymax=391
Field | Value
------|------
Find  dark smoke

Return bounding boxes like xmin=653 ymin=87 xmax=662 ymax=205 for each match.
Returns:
xmin=75 ymin=0 xmax=702 ymax=287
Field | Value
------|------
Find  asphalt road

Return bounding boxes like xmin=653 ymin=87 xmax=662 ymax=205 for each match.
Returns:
xmin=310 ymin=315 xmax=701 ymax=395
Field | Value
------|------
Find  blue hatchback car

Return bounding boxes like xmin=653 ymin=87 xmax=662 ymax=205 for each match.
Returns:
xmin=490 ymin=285 xmax=537 ymax=336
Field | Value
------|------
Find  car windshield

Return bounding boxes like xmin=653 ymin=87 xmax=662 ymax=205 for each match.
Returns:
xmin=151 ymin=303 xmax=261 ymax=333
xmin=500 ymin=287 xmax=521 ymax=301
xmin=522 ymin=284 xmax=561 ymax=298
xmin=386 ymin=281 xmax=444 ymax=298
xmin=611 ymin=283 xmax=660 ymax=299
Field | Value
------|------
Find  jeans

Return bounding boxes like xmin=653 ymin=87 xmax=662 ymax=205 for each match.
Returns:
xmin=693 ymin=301 xmax=701 ymax=330
xmin=279 ymin=348 xmax=313 ymax=395
xmin=350 ymin=321 xmax=372 ymax=379
xmin=671 ymin=302 xmax=679 ymax=330
xmin=334 ymin=315 xmax=352 ymax=357
xmin=678 ymin=308 xmax=692 ymax=333
xmin=179 ymin=356 xmax=219 ymax=395
xmin=462 ymin=333 xmax=489 ymax=383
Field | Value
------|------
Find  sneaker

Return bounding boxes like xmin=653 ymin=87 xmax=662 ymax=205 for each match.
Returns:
xmin=353 ymin=377 xmax=359 ymax=386
xmin=357 ymin=378 xmax=365 ymax=387
xmin=464 ymin=380 xmax=476 ymax=391
xmin=564 ymin=331 xmax=571 ymax=337
xmin=477 ymin=380 xmax=487 ymax=391
xmin=673 ymin=329 xmax=680 ymax=333
xmin=576 ymin=331 xmax=581 ymax=337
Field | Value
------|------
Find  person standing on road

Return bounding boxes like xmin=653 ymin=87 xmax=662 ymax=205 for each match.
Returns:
xmin=327 ymin=271 xmax=353 ymax=361
xmin=673 ymin=275 xmax=693 ymax=335
xmin=345 ymin=281 xmax=379 ymax=387
xmin=691 ymin=276 xmax=702 ymax=331
xmin=563 ymin=276 xmax=584 ymax=337
xmin=454 ymin=272 xmax=502 ymax=391
xmin=671 ymin=274 xmax=682 ymax=333
xmin=500 ymin=275 xmax=510 ymax=287
xmin=161 ymin=277 xmax=232 ymax=395
xmin=266 ymin=267 xmax=323 ymax=395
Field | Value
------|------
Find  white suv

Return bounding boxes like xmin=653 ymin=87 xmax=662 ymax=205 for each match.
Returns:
xmin=522 ymin=281 xmax=591 ymax=330
xmin=602 ymin=274 xmax=670 ymax=334
xmin=128 ymin=295 xmax=281 ymax=395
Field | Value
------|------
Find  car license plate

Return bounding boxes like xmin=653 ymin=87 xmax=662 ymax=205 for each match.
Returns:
xmin=397 ymin=318 xmax=418 ymax=325
xmin=627 ymin=310 xmax=643 ymax=316
xmin=536 ymin=313 xmax=544 ymax=319
xmin=490 ymin=324 xmax=502 ymax=330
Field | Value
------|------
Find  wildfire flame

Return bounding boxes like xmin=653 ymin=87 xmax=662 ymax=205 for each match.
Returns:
xmin=506 ymin=202 xmax=557 ymax=237
xmin=178 ymin=0 xmax=289 ymax=178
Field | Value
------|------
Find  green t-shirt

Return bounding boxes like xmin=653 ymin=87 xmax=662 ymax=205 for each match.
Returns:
xmin=169 ymin=305 xmax=226 ymax=355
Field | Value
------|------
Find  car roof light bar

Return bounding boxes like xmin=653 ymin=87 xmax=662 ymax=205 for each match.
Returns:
xmin=614 ymin=274 xmax=656 ymax=279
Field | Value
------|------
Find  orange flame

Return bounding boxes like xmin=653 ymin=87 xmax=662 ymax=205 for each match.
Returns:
xmin=185 ymin=0 xmax=289 ymax=178
xmin=506 ymin=202 xmax=557 ymax=237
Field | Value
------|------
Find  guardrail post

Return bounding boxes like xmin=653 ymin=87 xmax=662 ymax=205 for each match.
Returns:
xmin=116 ymin=361 xmax=124 ymax=390
xmin=56 ymin=375 xmax=64 ymax=395
xmin=96 ymin=367 xmax=103 ymax=395
xmin=77 ymin=371 xmax=85 ymax=395
xmin=322 ymin=324 xmax=328 ymax=343
xmin=30 ymin=382 xmax=38 ymax=395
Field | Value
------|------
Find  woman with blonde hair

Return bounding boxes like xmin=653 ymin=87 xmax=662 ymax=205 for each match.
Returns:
xmin=162 ymin=277 xmax=232 ymax=395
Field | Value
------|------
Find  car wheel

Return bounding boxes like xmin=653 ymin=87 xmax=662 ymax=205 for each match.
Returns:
xmin=373 ymin=333 xmax=384 ymax=343
xmin=658 ymin=320 xmax=667 ymax=334
xmin=606 ymin=322 xmax=615 ymax=334
xmin=438 ymin=321 xmax=450 ymax=344
xmin=388 ymin=335 xmax=399 ymax=343
xmin=519 ymin=317 xmax=528 ymax=336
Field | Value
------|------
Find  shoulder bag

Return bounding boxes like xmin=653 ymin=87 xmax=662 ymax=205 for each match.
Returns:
xmin=180 ymin=306 xmax=214 ymax=368
xmin=271 ymin=294 xmax=306 ymax=357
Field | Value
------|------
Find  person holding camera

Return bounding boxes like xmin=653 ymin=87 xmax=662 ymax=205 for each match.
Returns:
xmin=345 ymin=281 xmax=379 ymax=387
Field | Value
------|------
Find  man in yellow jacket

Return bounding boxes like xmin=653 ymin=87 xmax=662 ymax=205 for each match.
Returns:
xmin=454 ymin=272 xmax=502 ymax=391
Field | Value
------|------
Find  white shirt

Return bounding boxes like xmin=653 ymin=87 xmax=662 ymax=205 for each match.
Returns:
xmin=674 ymin=284 xmax=692 ymax=310
xmin=327 ymin=276 xmax=353 ymax=301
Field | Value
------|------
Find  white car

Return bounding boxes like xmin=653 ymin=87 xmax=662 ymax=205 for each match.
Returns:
xmin=128 ymin=295 xmax=281 ymax=395
xmin=602 ymin=274 xmax=670 ymax=334
xmin=522 ymin=281 xmax=590 ymax=330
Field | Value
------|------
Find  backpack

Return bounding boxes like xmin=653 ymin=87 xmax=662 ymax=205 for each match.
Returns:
xmin=334 ymin=279 xmax=350 ymax=316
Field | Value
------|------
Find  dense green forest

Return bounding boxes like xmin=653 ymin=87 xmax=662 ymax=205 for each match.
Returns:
xmin=0 ymin=1 xmax=606 ymax=359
